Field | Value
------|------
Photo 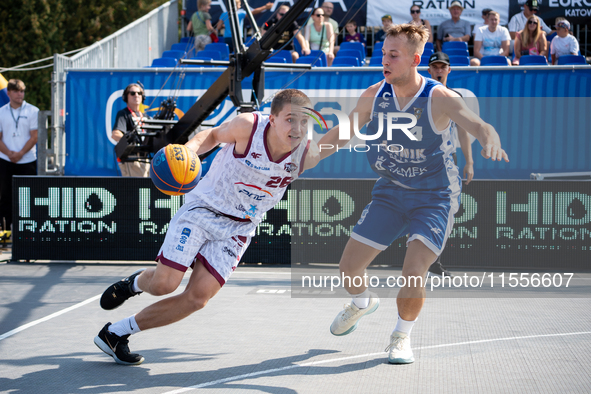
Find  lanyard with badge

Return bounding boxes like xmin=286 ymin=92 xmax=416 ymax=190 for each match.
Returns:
xmin=9 ymin=103 xmax=24 ymax=137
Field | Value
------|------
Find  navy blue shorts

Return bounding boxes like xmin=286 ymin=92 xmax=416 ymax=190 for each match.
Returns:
xmin=351 ymin=178 xmax=461 ymax=255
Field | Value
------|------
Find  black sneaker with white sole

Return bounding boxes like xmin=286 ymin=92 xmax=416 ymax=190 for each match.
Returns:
xmin=428 ymin=259 xmax=453 ymax=278
xmin=100 ymin=269 xmax=145 ymax=310
xmin=94 ymin=323 xmax=144 ymax=365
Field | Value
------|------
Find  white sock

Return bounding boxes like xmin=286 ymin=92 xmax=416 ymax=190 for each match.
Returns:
xmin=132 ymin=275 xmax=142 ymax=293
xmin=394 ymin=314 xmax=417 ymax=336
xmin=351 ymin=289 xmax=370 ymax=309
xmin=108 ymin=315 xmax=141 ymax=337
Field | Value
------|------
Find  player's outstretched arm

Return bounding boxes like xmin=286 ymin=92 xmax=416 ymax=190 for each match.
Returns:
xmin=456 ymin=125 xmax=474 ymax=184
xmin=317 ymin=83 xmax=378 ymax=160
xmin=185 ymin=113 xmax=254 ymax=155
xmin=435 ymin=88 xmax=509 ymax=162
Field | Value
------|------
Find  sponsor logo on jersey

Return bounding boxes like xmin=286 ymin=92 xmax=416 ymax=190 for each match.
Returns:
xmin=430 ymin=227 xmax=442 ymax=234
xmin=389 ymin=148 xmax=427 ymax=164
xmin=242 ymin=204 xmax=258 ymax=219
xmin=181 ymin=228 xmax=191 ymax=237
xmin=284 ymin=162 xmax=298 ymax=173
xmin=244 ymin=159 xmax=271 ymax=171
xmin=378 ymin=101 xmax=390 ymax=109
xmin=251 ymin=152 xmax=262 ymax=159
xmin=235 ymin=182 xmax=273 ymax=196
xmin=239 ymin=189 xmax=267 ymax=201
xmin=357 ymin=202 xmax=372 ymax=225
xmin=222 ymin=246 xmax=237 ymax=258
xmin=389 ymin=165 xmax=428 ymax=178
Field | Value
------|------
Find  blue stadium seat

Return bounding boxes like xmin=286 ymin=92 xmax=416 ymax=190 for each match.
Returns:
xmin=308 ymin=50 xmax=327 ymax=67
xmin=162 ymin=50 xmax=186 ymax=60
xmin=265 ymin=57 xmax=287 ymax=64
xmin=422 ymin=48 xmax=433 ymax=57
xmin=419 ymin=55 xmax=431 ymax=66
xmin=340 ymin=42 xmax=365 ymax=60
xmin=424 ymin=42 xmax=434 ymax=51
xmin=481 ymin=56 xmax=510 ymax=66
xmin=332 ymin=56 xmax=360 ymax=67
xmin=269 ymin=50 xmax=293 ymax=63
xmin=296 ymin=55 xmax=325 ymax=67
xmin=369 ymin=56 xmax=383 ymax=66
xmin=336 ymin=49 xmax=362 ymax=62
xmin=442 ymin=41 xmax=468 ymax=51
xmin=180 ymin=37 xmax=193 ymax=44
xmin=373 ymin=42 xmax=383 ymax=55
xmin=557 ymin=55 xmax=587 ymax=65
xmin=196 ymin=49 xmax=223 ymax=60
xmin=448 ymin=56 xmax=470 ymax=66
xmin=519 ymin=55 xmax=547 ymax=65
xmin=171 ymin=43 xmax=192 ymax=52
xmin=444 ymin=48 xmax=469 ymax=57
xmin=151 ymin=57 xmax=178 ymax=67
xmin=204 ymin=43 xmax=230 ymax=60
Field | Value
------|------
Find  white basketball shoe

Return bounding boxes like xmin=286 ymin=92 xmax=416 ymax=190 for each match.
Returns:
xmin=330 ymin=294 xmax=379 ymax=336
xmin=385 ymin=331 xmax=415 ymax=364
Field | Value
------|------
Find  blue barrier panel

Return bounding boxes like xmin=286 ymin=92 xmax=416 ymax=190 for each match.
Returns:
xmin=66 ymin=67 xmax=591 ymax=179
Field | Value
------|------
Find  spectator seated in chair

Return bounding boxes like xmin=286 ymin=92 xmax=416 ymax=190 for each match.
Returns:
xmin=343 ymin=20 xmax=366 ymax=47
xmin=551 ymin=19 xmax=580 ymax=65
xmin=512 ymin=14 xmax=548 ymax=65
xmin=472 ymin=11 xmax=511 ymax=66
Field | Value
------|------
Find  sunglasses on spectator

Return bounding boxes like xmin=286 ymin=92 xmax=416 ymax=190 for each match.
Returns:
xmin=278 ymin=12 xmax=285 ymax=16
xmin=129 ymin=91 xmax=142 ymax=96
xmin=315 ymin=13 xmax=324 ymax=17
xmin=411 ymin=9 xmax=420 ymax=14
xmin=528 ymin=20 xmax=538 ymax=25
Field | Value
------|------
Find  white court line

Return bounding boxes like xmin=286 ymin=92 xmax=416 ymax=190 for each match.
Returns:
xmin=0 ymin=294 xmax=101 ymax=341
xmin=162 ymin=331 xmax=591 ymax=394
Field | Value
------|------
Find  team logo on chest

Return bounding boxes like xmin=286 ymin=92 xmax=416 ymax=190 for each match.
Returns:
xmin=413 ymin=107 xmax=424 ymax=120
xmin=284 ymin=162 xmax=298 ymax=173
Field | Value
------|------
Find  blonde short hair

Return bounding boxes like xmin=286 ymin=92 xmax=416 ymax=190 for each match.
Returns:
xmin=7 ymin=79 xmax=26 ymax=92
xmin=385 ymin=24 xmax=429 ymax=56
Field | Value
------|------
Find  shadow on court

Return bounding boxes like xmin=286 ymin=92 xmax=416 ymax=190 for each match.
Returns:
xmin=0 ymin=348 xmax=387 ymax=393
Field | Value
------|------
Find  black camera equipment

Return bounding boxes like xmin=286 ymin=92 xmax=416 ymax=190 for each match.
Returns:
xmin=115 ymin=0 xmax=314 ymax=161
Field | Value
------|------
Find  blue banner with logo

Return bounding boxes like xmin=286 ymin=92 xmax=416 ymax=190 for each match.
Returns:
xmin=65 ymin=67 xmax=591 ymax=179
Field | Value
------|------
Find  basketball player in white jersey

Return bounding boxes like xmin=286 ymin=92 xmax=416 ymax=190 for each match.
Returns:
xmin=319 ymin=24 xmax=509 ymax=364
xmin=94 ymin=89 xmax=320 ymax=365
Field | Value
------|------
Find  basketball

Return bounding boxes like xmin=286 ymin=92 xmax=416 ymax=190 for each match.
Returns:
xmin=150 ymin=144 xmax=202 ymax=195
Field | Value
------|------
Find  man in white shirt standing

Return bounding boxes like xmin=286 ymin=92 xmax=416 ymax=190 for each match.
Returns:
xmin=551 ymin=19 xmax=580 ymax=65
xmin=508 ymin=0 xmax=551 ymax=40
xmin=0 ymin=79 xmax=39 ymax=234
xmin=473 ymin=11 xmax=511 ymax=66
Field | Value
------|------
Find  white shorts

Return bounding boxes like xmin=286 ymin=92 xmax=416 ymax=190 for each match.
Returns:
xmin=157 ymin=200 xmax=256 ymax=286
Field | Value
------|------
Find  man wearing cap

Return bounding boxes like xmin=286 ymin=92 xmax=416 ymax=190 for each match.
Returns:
xmin=426 ymin=52 xmax=475 ymax=277
xmin=436 ymin=1 xmax=472 ymax=52
xmin=508 ymin=0 xmax=551 ymax=41
xmin=551 ymin=19 xmax=580 ymax=65
xmin=375 ymin=14 xmax=393 ymax=44
xmin=472 ymin=8 xmax=492 ymax=37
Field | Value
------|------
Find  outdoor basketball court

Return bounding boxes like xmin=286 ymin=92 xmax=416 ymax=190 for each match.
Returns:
xmin=1 ymin=257 xmax=590 ymax=393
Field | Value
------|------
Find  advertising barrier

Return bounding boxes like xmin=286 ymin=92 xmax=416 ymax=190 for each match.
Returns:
xmin=65 ymin=68 xmax=591 ymax=179
xmin=12 ymin=177 xmax=591 ymax=269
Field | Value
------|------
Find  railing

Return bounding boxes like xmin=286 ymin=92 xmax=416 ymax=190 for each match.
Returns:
xmin=45 ymin=0 xmax=179 ymax=175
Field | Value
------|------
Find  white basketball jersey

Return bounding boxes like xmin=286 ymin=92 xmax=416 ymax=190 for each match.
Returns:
xmin=186 ymin=112 xmax=310 ymax=226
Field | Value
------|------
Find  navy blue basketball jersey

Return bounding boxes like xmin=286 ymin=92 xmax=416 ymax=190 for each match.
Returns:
xmin=365 ymin=77 xmax=461 ymax=190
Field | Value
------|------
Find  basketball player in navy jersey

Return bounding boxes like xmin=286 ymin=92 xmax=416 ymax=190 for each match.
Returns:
xmin=94 ymin=89 xmax=320 ymax=365
xmin=319 ymin=24 xmax=508 ymax=364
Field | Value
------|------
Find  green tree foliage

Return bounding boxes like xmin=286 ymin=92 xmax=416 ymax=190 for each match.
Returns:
xmin=0 ymin=0 xmax=171 ymax=110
